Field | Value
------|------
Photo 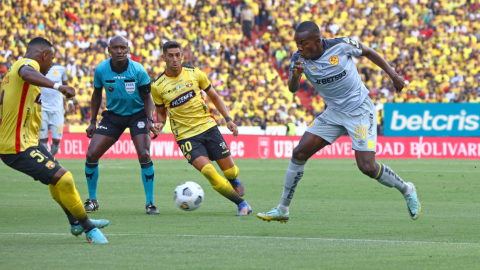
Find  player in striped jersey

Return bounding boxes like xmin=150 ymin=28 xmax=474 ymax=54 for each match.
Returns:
xmin=0 ymin=37 xmax=108 ymax=243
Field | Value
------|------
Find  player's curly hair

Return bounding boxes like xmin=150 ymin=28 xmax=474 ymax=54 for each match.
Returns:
xmin=163 ymin=41 xmax=181 ymax=54
xmin=27 ymin=37 xmax=53 ymax=48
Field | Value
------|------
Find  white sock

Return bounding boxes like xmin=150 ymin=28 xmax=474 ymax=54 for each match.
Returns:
xmin=374 ymin=163 xmax=413 ymax=196
xmin=279 ymin=158 xmax=306 ymax=208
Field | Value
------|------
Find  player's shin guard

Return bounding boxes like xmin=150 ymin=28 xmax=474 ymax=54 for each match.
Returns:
xmin=85 ymin=161 xmax=99 ymax=199
xmin=280 ymin=158 xmax=306 ymax=208
xmin=140 ymin=160 xmax=155 ymax=205
xmin=56 ymin=171 xmax=95 ymax=232
xmin=51 ymin=142 xmax=60 ymax=156
xmin=49 ymin=184 xmax=80 ymax=226
xmin=373 ymin=163 xmax=412 ymax=196
xmin=201 ymin=164 xmax=244 ymax=205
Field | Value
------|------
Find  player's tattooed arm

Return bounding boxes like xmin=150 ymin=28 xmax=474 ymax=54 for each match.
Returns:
xmin=140 ymin=91 xmax=159 ymax=139
xmin=205 ymin=85 xmax=238 ymax=137
xmin=288 ymin=61 xmax=306 ymax=93
xmin=360 ymin=44 xmax=405 ymax=93
xmin=18 ymin=65 xmax=75 ymax=98
xmin=86 ymin=86 xmax=103 ymax=138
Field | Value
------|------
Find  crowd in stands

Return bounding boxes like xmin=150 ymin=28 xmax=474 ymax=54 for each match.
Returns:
xmin=1 ymin=0 xmax=479 ymax=134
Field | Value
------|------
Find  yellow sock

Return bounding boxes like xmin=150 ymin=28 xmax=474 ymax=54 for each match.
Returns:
xmin=55 ymin=171 xmax=88 ymax=222
xmin=222 ymin=165 xmax=239 ymax=180
xmin=49 ymin=184 xmax=68 ymax=211
xmin=201 ymin=164 xmax=243 ymax=204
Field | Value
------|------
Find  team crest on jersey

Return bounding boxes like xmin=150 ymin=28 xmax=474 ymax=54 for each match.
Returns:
xmin=186 ymin=80 xmax=193 ymax=87
xmin=170 ymin=90 xmax=196 ymax=108
xmin=186 ymin=153 xmax=191 ymax=161
xmin=308 ymin=121 xmax=315 ymax=128
xmin=329 ymin=55 xmax=339 ymax=66
xmin=53 ymin=70 xmax=59 ymax=76
xmin=45 ymin=161 xmax=56 ymax=169
xmin=108 ymin=86 xmax=114 ymax=92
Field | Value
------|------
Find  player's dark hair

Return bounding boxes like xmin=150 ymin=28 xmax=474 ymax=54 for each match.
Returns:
xmin=27 ymin=37 xmax=53 ymax=48
xmin=163 ymin=41 xmax=181 ymax=54
xmin=295 ymin=21 xmax=320 ymax=36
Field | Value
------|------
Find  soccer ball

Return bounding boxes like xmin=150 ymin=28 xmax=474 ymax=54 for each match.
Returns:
xmin=174 ymin=181 xmax=204 ymax=211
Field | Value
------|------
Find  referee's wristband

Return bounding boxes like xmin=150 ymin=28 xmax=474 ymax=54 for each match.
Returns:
xmin=225 ymin=117 xmax=232 ymax=122
xmin=53 ymin=83 xmax=61 ymax=90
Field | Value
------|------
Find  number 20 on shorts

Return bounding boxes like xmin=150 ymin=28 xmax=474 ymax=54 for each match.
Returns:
xmin=354 ymin=126 xmax=367 ymax=139
xmin=180 ymin=141 xmax=192 ymax=155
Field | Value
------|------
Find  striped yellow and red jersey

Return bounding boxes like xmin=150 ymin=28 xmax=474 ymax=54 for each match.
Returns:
xmin=152 ymin=66 xmax=216 ymax=141
xmin=0 ymin=58 xmax=43 ymax=154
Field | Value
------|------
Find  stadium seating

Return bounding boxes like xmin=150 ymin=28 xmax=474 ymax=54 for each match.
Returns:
xmin=0 ymin=0 xmax=479 ymax=133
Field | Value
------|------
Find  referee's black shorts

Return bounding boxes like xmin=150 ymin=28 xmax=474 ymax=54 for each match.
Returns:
xmin=176 ymin=126 xmax=231 ymax=164
xmin=95 ymin=110 xmax=149 ymax=140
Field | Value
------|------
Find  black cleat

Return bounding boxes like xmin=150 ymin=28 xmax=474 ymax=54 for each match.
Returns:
xmin=84 ymin=198 xmax=99 ymax=213
xmin=146 ymin=203 xmax=159 ymax=215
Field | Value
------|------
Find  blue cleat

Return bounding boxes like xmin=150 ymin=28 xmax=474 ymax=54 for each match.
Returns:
xmin=236 ymin=201 xmax=252 ymax=216
xmin=85 ymin=228 xmax=108 ymax=244
xmin=71 ymin=219 xmax=109 ymax=236
xmin=405 ymin=182 xmax=421 ymax=220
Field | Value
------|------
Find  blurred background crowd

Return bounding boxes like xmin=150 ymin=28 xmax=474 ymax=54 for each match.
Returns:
xmin=1 ymin=0 xmax=479 ymax=134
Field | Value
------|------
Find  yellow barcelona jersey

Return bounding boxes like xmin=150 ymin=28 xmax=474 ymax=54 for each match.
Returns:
xmin=0 ymin=59 xmax=43 ymax=154
xmin=152 ymin=66 xmax=216 ymax=141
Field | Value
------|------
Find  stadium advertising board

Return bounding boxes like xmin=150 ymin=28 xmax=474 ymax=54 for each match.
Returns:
xmin=384 ymin=103 xmax=480 ymax=137
xmin=52 ymin=134 xmax=480 ymax=159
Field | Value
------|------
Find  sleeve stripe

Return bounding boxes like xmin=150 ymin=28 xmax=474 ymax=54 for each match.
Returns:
xmin=203 ymin=84 xmax=211 ymax=92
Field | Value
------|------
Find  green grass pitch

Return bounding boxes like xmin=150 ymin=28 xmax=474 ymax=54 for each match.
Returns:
xmin=1 ymin=159 xmax=479 ymax=269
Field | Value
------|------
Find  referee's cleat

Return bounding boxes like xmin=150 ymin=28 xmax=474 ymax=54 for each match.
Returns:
xmin=146 ymin=202 xmax=160 ymax=215
xmin=405 ymin=182 xmax=421 ymax=220
xmin=236 ymin=201 xmax=252 ymax=216
xmin=71 ymin=219 xmax=109 ymax=236
xmin=84 ymin=198 xmax=99 ymax=213
xmin=85 ymin=228 xmax=108 ymax=244
xmin=257 ymin=207 xmax=289 ymax=223
xmin=229 ymin=178 xmax=245 ymax=197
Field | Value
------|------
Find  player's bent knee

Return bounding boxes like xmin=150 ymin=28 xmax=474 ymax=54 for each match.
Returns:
xmin=292 ymin=147 xmax=310 ymax=161
xmin=137 ymin=151 xmax=151 ymax=163
xmin=222 ymin=165 xmax=239 ymax=180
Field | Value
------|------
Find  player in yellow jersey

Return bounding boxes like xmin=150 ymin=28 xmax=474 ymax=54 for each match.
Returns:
xmin=0 ymin=37 xmax=109 ymax=243
xmin=152 ymin=41 xmax=252 ymax=216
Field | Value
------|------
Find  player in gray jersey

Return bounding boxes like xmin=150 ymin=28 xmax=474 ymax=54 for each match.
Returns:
xmin=257 ymin=21 xmax=421 ymax=223
xmin=38 ymin=64 xmax=68 ymax=156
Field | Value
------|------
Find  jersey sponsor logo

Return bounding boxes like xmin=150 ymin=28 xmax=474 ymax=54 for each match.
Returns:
xmin=307 ymin=121 xmax=315 ymax=127
xmin=170 ymin=90 xmax=196 ymax=108
xmin=53 ymin=70 xmax=59 ymax=76
xmin=309 ymin=65 xmax=321 ymax=72
xmin=98 ymin=125 xmax=108 ymax=130
xmin=108 ymin=85 xmax=114 ymax=92
xmin=346 ymin=38 xmax=361 ymax=49
xmin=34 ymin=93 xmax=42 ymax=105
xmin=186 ymin=80 xmax=193 ymax=87
xmin=258 ymin=137 xmax=270 ymax=159
xmin=45 ymin=160 xmax=56 ymax=169
xmin=125 ymin=82 xmax=136 ymax=94
xmin=1 ymin=76 xmax=9 ymax=87
xmin=137 ymin=121 xmax=146 ymax=129
xmin=176 ymin=84 xmax=185 ymax=90
xmin=315 ymin=70 xmax=347 ymax=85
xmin=219 ymin=142 xmax=227 ymax=149
xmin=329 ymin=55 xmax=339 ymax=66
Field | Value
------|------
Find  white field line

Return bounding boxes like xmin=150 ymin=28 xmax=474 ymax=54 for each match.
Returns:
xmin=1 ymin=232 xmax=479 ymax=246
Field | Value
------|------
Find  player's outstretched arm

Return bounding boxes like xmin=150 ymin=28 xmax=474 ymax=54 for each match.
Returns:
xmin=86 ymin=87 xmax=102 ymax=138
xmin=19 ymin=65 xmax=75 ymax=98
xmin=360 ymin=45 xmax=405 ymax=93
xmin=205 ymin=85 xmax=238 ymax=137
xmin=288 ymin=61 xmax=306 ymax=93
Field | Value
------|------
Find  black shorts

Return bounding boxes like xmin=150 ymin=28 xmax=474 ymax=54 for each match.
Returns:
xmin=177 ymin=126 xmax=231 ymax=164
xmin=96 ymin=110 xmax=148 ymax=140
xmin=0 ymin=144 xmax=62 ymax=185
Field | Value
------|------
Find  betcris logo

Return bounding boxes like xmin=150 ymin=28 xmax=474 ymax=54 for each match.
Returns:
xmin=384 ymin=104 xmax=480 ymax=136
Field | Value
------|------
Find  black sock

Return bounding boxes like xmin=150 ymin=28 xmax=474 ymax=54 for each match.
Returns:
xmin=78 ymin=218 xmax=96 ymax=233
xmin=63 ymin=210 xmax=80 ymax=226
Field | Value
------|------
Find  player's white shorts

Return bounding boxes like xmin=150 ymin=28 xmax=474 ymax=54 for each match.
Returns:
xmin=306 ymin=97 xmax=377 ymax=152
xmin=38 ymin=110 xmax=64 ymax=140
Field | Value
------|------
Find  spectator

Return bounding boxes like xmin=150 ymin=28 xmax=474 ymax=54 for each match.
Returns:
xmin=240 ymin=3 xmax=254 ymax=41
